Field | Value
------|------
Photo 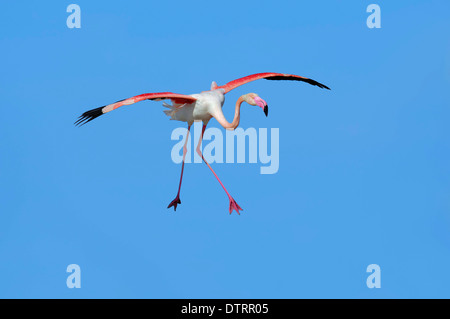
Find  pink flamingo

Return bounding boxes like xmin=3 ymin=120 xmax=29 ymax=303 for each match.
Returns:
xmin=75 ymin=72 xmax=330 ymax=214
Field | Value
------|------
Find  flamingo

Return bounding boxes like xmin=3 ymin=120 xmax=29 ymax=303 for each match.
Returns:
xmin=75 ymin=72 xmax=330 ymax=214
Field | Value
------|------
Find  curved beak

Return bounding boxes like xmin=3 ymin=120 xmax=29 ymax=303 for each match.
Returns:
xmin=254 ymin=97 xmax=268 ymax=117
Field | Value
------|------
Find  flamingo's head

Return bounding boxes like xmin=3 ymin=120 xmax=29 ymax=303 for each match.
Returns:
xmin=244 ymin=93 xmax=268 ymax=117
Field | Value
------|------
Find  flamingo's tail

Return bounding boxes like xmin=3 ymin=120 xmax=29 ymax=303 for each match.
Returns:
xmin=163 ymin=102 xmax=183 ymax=119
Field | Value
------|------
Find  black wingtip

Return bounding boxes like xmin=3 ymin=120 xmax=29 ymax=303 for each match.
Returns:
xmin=264 ymin=105 xmax=268 ymax=117
xmin=265 ymin=75 xmax=331 ymax=90
xmin=74 ymin=106 xmax=105 ymax=127
xmin=319 ymin=82 xmax=331 ymax=90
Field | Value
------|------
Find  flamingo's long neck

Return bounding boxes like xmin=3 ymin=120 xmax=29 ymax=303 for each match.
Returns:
xmin=212 ymin=95 xmax=247 ymax=131
xmin=228 ymin=95 xmax=245 ymax=130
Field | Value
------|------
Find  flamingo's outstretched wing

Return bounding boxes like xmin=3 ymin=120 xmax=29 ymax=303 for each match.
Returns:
xmin=75 ymin=92 xmax=197 ymax=126
xmin=217 ymin=72 xmax=330 ymax=94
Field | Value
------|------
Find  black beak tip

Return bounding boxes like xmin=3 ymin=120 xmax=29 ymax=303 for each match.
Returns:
xmin=264 ymin=105 xmax=268 ymax=117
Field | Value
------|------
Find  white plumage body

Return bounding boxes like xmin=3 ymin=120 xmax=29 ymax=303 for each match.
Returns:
xmin=163 ymin=89 xmax=226 ymax=125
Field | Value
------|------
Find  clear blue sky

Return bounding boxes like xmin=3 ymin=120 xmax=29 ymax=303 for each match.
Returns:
xmin=1 ymin=1 xmax=449 ymax=298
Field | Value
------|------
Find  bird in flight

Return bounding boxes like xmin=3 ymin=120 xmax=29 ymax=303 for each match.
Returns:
xmin=75 ymin=72 xmax=330 ymax=214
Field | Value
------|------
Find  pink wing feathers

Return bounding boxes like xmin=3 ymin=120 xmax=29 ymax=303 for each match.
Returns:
xmin=216 ymin=72 xmax=330 ymax=94
xmin=75 ymin=92 xmax=197 ymax=126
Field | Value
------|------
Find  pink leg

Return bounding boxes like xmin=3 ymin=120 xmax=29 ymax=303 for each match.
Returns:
xmin=168 ymin=124 xmax=191 ymax=211
xmin=196 ymin=124 xmax=243 ymax=215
